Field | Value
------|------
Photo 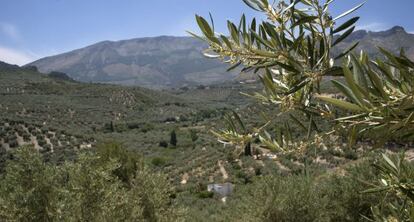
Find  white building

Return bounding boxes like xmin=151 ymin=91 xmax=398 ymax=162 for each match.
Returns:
xmin=207 ymin=183 xmax=233 ymax=196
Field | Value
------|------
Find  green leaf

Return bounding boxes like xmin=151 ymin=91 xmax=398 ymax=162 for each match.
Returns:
xmin=232 ymin=111 xmax=246 ymax=133
xmin=325 ymin=66 xmax=344 ymax=76
xmin=250 ymin=29 xmax=275 ymax=49
xmin=281 ymin=0 xmax=301 ymax=14
xmin=317 ymin=96 xmax=363 ymax=112
xmin=186 ymin=31 xmax=205 ymax=42
xmin=228 ymin=21 xmax=240 ymax=45
xmin=220 ymin=35 xmax=233 ymax=50
xmin=289 ymin=114 xmax=307 ymax=131
xmin=209 ymin=12 xmax=215 ymax=33
xmin=335 ymin=42 xmax=359 ymax=60
xmin=343 ymin=66 xmax=367 ymax=108
xmin=227 ymin=61 xmax=242 ymax=72
xmin=382 ymin=154 xmax=398 ymax=172
xmin=366 ymin=68 xmax=388 ymax=100
xmin=333 ymin=17 xmax=360 ymax=34
xmin=331 ymin=80 xmax=360 ymax=105
xmin=196 ymin=15 xmax=214 ymax=37
xmin=333 ymin=2 xmax=365 ymax=21
xmin=285 ymin=78 xmax=310 ymax=95
xmin=292 ymin=16 xmax=318 ymax=28
xmin=242 ymin=0 xmax=264 ymax=11
xmin=239 ymin=14 xmax=246 ymax=34
xmin=333 ymin=26 xmax=355 ymax=46
xmin=350 ymin=54 xmax=368 ymax=89
xmin=348 ymin=125 xmax=358 ymax=149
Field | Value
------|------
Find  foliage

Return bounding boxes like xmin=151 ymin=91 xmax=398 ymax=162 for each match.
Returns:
xmin=0 ymin=146 xmax=61 ymax=221
xmin=363 ymin=153 xmax=414 ymax=221
xmin=95 ymin=142 xmax=143 ymax=184
xmin=222 ymin=160 xmax=382 ymax=222
xmin=0 ymin=146 xmax=185 ymax=222
xmin=159 ymin=140 xmax=169 ymax=148
xmin=189 ymin=129 xmax=199 ymax=143
xmin=152 ymin=156 xmax=167 ymax=167
xmin=192 ymin=0 xmax=366 ymax=154
xmin=193 ymin=0 xmax=414 ymax=220
xmin=315 ymin=31 xmax=414 ymax=221
xmin=197 ymin=191 xmax=214 ymax=199
xmin=191 ymin=0 xmax=362 ymax=108
xmin=318 ymin=50 xmax=414 ymax=144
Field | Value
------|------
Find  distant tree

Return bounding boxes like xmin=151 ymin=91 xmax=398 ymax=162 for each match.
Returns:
xmin=189 ymin=129 xmax=198 ymax=144
xmin=110 ymin=121 xmax=114 ymax=132
xmin=170 ymin=130 xmax=177 ymax=147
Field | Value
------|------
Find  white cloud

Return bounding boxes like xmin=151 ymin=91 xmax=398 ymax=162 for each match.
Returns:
xmin=0 ymin=46 xmax=36 ymax=65
xmin=0 ymin=22 xmax=21 ymax=41
xmin=356 ymin=22 xmax=389 ymax=32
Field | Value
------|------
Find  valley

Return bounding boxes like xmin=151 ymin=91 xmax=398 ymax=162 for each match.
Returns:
xmin=0 ymin=59 xmax=398 ymax=220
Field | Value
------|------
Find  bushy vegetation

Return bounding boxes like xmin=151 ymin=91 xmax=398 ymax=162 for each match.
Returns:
xmin=0 ymin=145 xmax=185 ymax=221
xmin=223 ymin=162 xmax=382 ymax=222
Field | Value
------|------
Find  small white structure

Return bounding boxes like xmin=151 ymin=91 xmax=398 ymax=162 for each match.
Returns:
xmin=207 ymin=183 xmax=233 ymax=197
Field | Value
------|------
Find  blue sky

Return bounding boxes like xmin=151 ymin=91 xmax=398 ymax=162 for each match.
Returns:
xmin=0 ymin=0 xmax=413 ymax=65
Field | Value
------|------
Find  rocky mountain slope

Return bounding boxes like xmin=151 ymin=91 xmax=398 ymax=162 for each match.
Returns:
xmin=334 ymin=26 xmax=414 ymax=59
xmin=28 ymin=36 xmax=238 ymax=88
xmin=28 ymin=26 xmax=414 ymax=88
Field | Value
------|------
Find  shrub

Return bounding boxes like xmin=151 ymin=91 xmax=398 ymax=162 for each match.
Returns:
xmin=223 ymin=160 xmax=382 ymax=222
xmin=8 ymin=139 xmax=18 ymax=148
xmin=197 ymin=191 xmax=214 ymax=199
xmin=0 ymin=146 xmax=186 ymax=221
xmin=343 ymin=148 xmax=358 ymax=160
xmin=140 ymin=123 xmax=154 ymax=133
xmin=42 ymin=144 xmax=52 ymax=152
xmin=151 ymin=157 xmax=166 ymax=167
xmin=189 ymin=129 xmax=198 ymax=143
xmin=159 ymin=140 xmax=168 ymax=148
xmin=37 ymin=138 xmax=47 ymax=147
xmin=22 ymin=132 xmax=31 ymax=142
xmin=95 ymin=142 xmax=143 ymax=184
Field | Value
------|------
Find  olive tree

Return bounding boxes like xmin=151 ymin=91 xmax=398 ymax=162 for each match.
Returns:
xmin=192 ymin=0 xmax=413 ymax=219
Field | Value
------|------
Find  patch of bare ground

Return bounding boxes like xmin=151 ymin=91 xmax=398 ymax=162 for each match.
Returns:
xmin=218 ymin=160 xmax=229 ymax=181
xmin=274 ymin=161 xmax=290 ymax=172
xmin=405 ymin=149 xmax=414 ymax=162
xmin=180 ymin=173 xmax=189 ymax=185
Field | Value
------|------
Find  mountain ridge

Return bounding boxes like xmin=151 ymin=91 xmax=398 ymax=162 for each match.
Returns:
xmin=28 ymin=36 xmax=239 ymax=89
xmin=28 ymin=26 xmax=414 ymax=88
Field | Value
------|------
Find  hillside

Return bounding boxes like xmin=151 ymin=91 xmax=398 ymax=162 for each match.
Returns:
xmin=0 ymin=61 xmax=255 ymax=166
xmin=28 ymin=36 xmax=239 ymax=89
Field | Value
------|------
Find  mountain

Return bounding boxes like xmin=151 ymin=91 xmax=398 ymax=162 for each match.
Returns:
xmin=28 ymin=36 xmax=238 ymax=89
xmin=28 ymin=26 xmax=414 ymax=88
xmin=334 ymin=26 xmax=414 ymax=59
